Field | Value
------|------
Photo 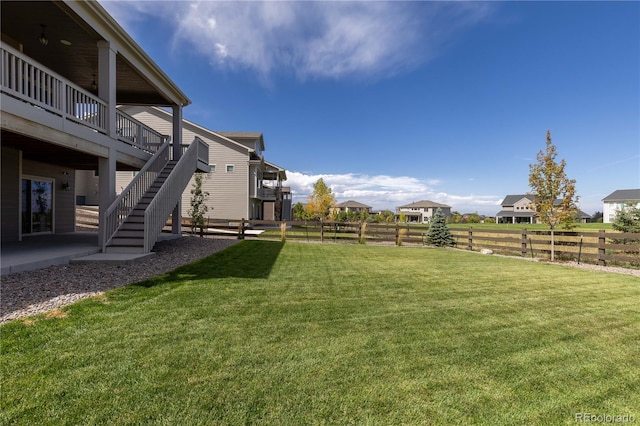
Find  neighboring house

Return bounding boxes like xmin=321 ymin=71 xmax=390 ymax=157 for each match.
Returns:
xmin=496 ymin=194 xmax=591 ymax=224
xmin=602 ymin=189 xmax=640 ymax=223
xmin=396 ymin=200 xmax=451 ymax=223
xmin=1 ymin=1 xmax=208 ymax=254
xmin=495 ymin=195 xmax=537 ymax=224
xmin=331 ymin=200 xmax=373 ymax=216
xmin=84 ymin=106 xmax=290 ymax=221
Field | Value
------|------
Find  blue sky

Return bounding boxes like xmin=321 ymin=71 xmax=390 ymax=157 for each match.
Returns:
xmin=101 ymin=1 xmax=639 ymax=215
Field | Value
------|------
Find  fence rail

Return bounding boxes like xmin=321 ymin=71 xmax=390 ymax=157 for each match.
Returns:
xmin=180 ymin=219 xmax=639 ymax=267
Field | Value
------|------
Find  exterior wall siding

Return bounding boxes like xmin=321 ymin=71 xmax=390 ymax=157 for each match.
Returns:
xmin=119 ymin=107 xmax=253 ymax=221
xmin=75 ymin=170 xmax=99 ymax=205
xmin=181 ymin=148 xmax=249 ymax=220
xmin=1 ymin=147 xmax=20 ymax=242
xmin=514 ymin=198 xmax=533 ymax=211
xmin=604 ymin=201 xmax=640 ymax=223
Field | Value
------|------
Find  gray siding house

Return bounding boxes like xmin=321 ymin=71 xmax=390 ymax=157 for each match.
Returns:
xmin=92 ymin=106 xmax=289 ymax=222
xmin=602 ymin=189 xmax=640 ymax=223
xmin=496 ymin=194 xmax=591 ymax=224
xmin=396 ymin=200 xmax=451 ymax=223
xmin=331 ymin=200 xmax=373 ymax=216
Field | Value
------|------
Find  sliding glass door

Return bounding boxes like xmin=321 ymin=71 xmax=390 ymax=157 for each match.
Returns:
xmin=22 ymin=177 xmax=53 ymax=234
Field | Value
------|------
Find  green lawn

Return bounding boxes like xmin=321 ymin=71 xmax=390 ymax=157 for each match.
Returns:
xmin=2 ymin=241 xmax=639 ymax=425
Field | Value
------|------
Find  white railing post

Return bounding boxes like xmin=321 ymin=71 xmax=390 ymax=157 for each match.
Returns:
xmin=143 ymin=137 xmax=208 ymax=252
xmin=101 ymin=142 xmax=171 ymax=251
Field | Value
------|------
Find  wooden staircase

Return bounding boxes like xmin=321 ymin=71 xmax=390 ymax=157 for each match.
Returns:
xmin=105 ymin=160 xmax=177 ymax=254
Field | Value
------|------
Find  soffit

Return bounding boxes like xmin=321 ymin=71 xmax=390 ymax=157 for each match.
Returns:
xmin=1 ymin=1 xmax=186 ymax=106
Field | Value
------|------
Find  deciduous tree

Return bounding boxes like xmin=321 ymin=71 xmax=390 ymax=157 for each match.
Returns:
xmin=305 ymin=178 xmax=336 ymax=220
xmin=188 ymin=173 xmax=209 ymax=236
xmin=528 ymin=131 xmax=578 ymax=260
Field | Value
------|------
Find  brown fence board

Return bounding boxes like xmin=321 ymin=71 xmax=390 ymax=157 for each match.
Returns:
xmin=188 ymin=219 xmax=639 ymax=266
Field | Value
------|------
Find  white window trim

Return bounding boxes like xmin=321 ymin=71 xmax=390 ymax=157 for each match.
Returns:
xmin=226 ymin=164 xmax=235 ymax=173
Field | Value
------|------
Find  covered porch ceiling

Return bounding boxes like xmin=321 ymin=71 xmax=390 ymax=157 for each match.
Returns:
xmin=1 ymin=1 xmax=186 ymax=106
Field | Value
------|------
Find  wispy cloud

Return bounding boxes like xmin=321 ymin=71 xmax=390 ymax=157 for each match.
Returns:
xmin=101 ymin=1 xmax=494 ymax=82
xmin=287 ymin=171 xmax=502 ymax=214
xmin=587 ymin=154 xmax=640 ymax=172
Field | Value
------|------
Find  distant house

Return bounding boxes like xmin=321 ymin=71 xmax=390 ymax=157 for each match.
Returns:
xmin=496 ymin=194 xmax=591 ymax=224
xmin=396 ymin=200 xmax=451 ymax=224
xmin=496 ymin=195 xmax=537 ymax=224
xmin=602 ymin=189 xmax=640 ymax=223
xmin=331 ymin=200 xmax=372 ymax=216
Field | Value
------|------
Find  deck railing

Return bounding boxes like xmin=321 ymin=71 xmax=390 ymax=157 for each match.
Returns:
xmin=144 ymin=137 xmax=209 ymax=252
xmin=115 ymin=110 xmax=166 ymax=152
xmin=101 ymin=141 xmax=171 ymax=251
xmin=257 ymin=187 xmax=278 ymax=200
xmin=1 ymin=44 xmax=165 ymax=154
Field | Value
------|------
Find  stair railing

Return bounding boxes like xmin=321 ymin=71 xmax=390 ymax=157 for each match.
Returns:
xmin=143 ymin=137 xmax=209 ymax=252
xmin=101 ymin=138 xmax=171 ymax=251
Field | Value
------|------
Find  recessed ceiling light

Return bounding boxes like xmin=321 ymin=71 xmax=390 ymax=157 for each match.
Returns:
xmin=60 ymin=39 xmax=71 ymax=46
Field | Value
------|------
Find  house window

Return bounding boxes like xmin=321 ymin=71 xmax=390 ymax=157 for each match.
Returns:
xmin=210 ymin=164 xmax=216 ymax=172
xmin=226 ymin=165 xmax=235 ymax=173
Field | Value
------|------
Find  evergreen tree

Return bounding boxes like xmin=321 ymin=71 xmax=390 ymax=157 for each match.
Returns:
xmin=612 ymin=204 xmax=640 ymax=245
xmin=427 ymin=208 xmax=454 ymax=247
xmin=292 ymin=202 xmax=308 ymax=220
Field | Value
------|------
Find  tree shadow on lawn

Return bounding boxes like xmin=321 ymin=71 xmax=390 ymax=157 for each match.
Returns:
xmin=133 ymin=240 xmax=285 ymax=288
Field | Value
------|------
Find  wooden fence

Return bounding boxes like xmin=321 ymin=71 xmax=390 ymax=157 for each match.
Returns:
xmin=180 ymin=218 xmax=640 ymax=267
xmin=449 ymin=227 xmax=639 ymax=266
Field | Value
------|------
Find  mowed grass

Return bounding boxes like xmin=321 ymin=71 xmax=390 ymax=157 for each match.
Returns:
xmin=1 ymin=241 xmax=639 ymax=425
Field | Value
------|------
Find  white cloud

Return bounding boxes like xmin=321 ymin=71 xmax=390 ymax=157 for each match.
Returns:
xmin=286 ymin=171 xmax=502 ymax=215
xmin=100 ymin=1 xmax=494 ymax=82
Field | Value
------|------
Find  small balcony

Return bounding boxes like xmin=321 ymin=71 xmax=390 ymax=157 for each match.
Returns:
xmin=257 ymin=187 xmax=278 ymax=201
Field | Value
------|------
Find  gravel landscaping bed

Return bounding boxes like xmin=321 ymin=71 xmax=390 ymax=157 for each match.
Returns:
xmin=1 ymin=236 xmax=240 ymax=324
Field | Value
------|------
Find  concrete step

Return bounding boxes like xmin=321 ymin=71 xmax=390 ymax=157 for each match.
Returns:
xmin=104 ymin=246 xmax=147 ymax=254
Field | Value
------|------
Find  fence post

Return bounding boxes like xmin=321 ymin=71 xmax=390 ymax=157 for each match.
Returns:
xmin=521 ymin=229 xmax=528 ymax=257
xmin=396 ymin=223 xmax=399 ymax=246
xmin=320 ymin=219 xmax=324 ymax=243
xmin=598 ymin=230 xmax=606 ymax=266
xmin=468 ymin=227 xmax=473 ymax=251
xmin=238 ymin=218 xmax=245 ymax=240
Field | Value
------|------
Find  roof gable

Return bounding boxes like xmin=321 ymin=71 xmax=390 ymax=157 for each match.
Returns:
xmin=501 ymin=194 xmax=535 ymax=206
xmin=335 ymin=200 xmax=372 ymax=209
xmin=398 ymin=200 xmax=451 ymax=209
xmin=603 ymin=189 xmax=640 ymax=202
